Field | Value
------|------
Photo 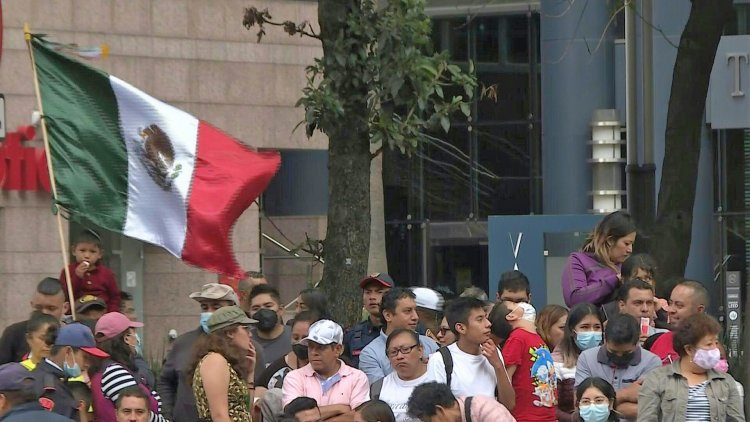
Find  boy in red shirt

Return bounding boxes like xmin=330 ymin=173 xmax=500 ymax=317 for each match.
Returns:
xmin=59 ymin=230 xmax=120 ymax=312
xmin=497 ymin=300 xmax=557 ymax=421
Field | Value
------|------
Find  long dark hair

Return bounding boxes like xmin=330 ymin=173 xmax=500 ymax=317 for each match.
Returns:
xmin=556 ymin=303 xmax=602 ymax=368
xmin=576 ymin=377 xmax=618 ymax=422
xmin=92 ymin=331 xmax=137 ymax=373
xmin=186 ymin=324 xmax=248 ymax=385
xmin=298 ymin=288 xmax=332 ymax=319
xmin=582 ymin=211 xmax=637 ymax=270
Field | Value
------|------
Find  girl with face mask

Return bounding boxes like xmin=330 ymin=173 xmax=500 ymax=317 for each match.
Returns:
xmin=88 ymin=312 xmax=169 ymax=422
xmin=552 ymin=303 xmax=603 ymax=422
xmin=637 ymin=313 xmax=744 ymax=422
xmin=575 ymin=377 xmax=618 ymax=422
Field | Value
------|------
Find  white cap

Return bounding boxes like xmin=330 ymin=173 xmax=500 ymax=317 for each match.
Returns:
xmin=301 ymin=319 xmax=344 ymax=346
xmin=411 ymin=287 xmax=444 ymax=312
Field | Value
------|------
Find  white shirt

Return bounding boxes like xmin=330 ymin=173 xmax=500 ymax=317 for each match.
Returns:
xmin=379 ymin=370 xmax=435 ymax=422
xmin=425 ymin=343 xmax=501 ymax=397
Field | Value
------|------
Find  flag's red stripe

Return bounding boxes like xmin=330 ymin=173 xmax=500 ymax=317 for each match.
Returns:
xmin=182 ymin=121 xmax=280 ymax=277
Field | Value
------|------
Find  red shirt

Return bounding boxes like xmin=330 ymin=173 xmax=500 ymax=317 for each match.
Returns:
xmin=59 ymin=263 xmax=120 ymax=312
xmin=649 ymin=331 xmax=678 ymax=365
xmin=502 ymin=328 xmax=558 ymax=421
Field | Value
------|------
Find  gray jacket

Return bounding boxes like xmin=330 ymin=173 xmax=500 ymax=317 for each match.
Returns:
xmin=157 ymin=327 xmax=265 ymax=422
xmin=638 ymin=359 xmax=745 ymax=422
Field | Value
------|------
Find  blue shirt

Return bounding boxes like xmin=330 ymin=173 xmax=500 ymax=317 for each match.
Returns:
xmin=343 ymin=319 xmax=382 ymax=368
xmin=359 ymin=330 xmax=439 ymax=384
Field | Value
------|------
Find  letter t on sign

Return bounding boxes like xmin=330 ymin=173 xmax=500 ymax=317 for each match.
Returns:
xmin=728 ymin=53 xmax=749 ymax=97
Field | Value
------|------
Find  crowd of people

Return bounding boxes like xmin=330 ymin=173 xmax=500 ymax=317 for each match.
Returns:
xmin=0 ymin=211 xmax=745 ymax=422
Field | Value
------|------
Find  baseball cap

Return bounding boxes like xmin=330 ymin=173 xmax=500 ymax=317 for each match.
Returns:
xmin=0 ymin=363 xmax=36 ymax=391
xmin=55 ymin=323 xmax=109 ymax=358
xmin=359 ymin=273 xmax=395 ymax=289
xmin=207 ymin=306 xmax=257 ymax=333
xmin=189 ymin=283 xmax=239 ymax=305
xmin=411 ymin=287 xmax=444 ymax=312
xmin=95 ymin=312 xmax=144 ymax=342
xmin=75 ymin=295 xmax=107 ymax=314
xmin=301 ymin=319 xmax=343 ymax=346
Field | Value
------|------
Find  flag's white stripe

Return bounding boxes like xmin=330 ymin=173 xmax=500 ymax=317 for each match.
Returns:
xmin=110 ymin=76 xmax=198 ymax=256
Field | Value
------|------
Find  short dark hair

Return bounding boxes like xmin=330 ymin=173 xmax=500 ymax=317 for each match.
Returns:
xmin=249 ymin=284 xmax=281 ymax=305
xmin=618 ymin=279 xmax=654 ymax=302
xmin=497 ymin=270 xmax=530 ymax=295
xmin=74 ymin=229 xmax=102 ymax=248
xmin=292 ymin=311 xmax=320 ymax=327
xmin=445 ymin=297 xmax=485 ymax=337
xmin=245 ymin=271 xmax=265 ymax=278
xmin=674 ymin=280 xmax=710 ymax=308
xmin=407 ymin=382 xmax=457 ymax=420
xmin=68 ymin=381 xmax=92 ymax=408
xmin=298 ymin=288 xmax=332 ymax=320
xmin=673 ymin=313 xmax=722 ymax=358
xmin=115 ymin=386 xmax=149 ymax=410
xmin=355 ymin=400 xmax=396 ymax=421
xmin=26 ymin=311 xmax=59 ymax=345
xmin=385 ymin=328 xmax=420 ymax=351
xmin=487 ymin=301 xmax=513 ymax=343
xmin=380 ymin=288 xmax=416 ymax=327
xmin=37 ymin=277 xmax=64 ymax=297
xmin=284 ymin=396 xmax=318 ymax=417
xmin=604 ymin=314 xmax=639 ymax=346
xmin=120 ymin=291 xmax=133 ymax=301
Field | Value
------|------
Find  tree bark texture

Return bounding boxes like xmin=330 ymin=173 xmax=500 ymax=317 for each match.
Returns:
xmin=648 ymin=0 xmax=733 ymax=286
xmin=317 ymin=0 xmax=372 ymax=328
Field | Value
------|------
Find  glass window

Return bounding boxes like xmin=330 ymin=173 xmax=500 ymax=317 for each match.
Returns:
xmin=475 ymin=16 xmax=500 ymax=63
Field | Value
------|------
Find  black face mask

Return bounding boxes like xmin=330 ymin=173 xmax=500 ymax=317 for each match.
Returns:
xmin=252 ymin=309 xmax=279 ymax=332
xmin=292 ymin=342 xmax=309 ymax=360
xmin=607 ymin=350 xmax=634 ymax=367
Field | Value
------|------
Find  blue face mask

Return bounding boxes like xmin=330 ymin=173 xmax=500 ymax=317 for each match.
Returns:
xmin=579 ymin=403 xmax=611 ymax=422
xmin=200 ymin=312 xmax=213 ymax=333
xmin=575 ymin=331 xmax=603 ymax=351
xmin=63 ymin=354 xmax=82 ymax=378
xmin=135 ymin=333 xmax=143 ymax=356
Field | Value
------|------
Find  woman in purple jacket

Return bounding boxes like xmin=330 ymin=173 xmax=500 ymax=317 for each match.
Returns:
xmin=561 ymin=211 xmax=637 ymax=307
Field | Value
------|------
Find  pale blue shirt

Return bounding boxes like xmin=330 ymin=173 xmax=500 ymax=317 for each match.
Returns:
xmin=359 ymin=330 xmax=439 ymax=384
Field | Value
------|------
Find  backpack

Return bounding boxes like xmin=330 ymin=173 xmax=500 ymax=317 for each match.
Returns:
xmin=370 ymin=346 xmax=453 ymax=400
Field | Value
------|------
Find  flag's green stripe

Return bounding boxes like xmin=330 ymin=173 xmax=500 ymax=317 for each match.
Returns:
xmin=32 ymin=38 xmax=128 ymax=231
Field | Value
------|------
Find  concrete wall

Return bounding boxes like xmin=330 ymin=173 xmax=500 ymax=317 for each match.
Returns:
xmin=0 ymin=0 xmax=325 ymax=358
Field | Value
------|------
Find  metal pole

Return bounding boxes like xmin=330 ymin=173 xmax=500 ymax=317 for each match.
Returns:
xmin=625 ymin=0 xmax=638 ymax=211
xmin=642 ymin=0 xmax=654 ymax=164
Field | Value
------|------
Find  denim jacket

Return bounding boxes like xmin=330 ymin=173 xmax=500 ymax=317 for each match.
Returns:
xmin=638 ymin=359 xmax=745 ymax=422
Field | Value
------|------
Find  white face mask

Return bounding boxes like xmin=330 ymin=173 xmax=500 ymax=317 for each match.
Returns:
xmin=516 ymin=302 xmax=537 ymax=323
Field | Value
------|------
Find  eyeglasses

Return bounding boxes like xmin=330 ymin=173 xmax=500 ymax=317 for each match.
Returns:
xmin=387 ymin=344 xmax=419 ymax=358
xmin=438 ymin=327 xmax=451 ymax=336
xmin=579 ymin=397 xmax=610 ymax=407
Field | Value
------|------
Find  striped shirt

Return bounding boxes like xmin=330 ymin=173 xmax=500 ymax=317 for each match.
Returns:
xmin=685 ymin=381 xmax=711 ymax=422
xmin=101 ymin=363 xmax=167 ymax=422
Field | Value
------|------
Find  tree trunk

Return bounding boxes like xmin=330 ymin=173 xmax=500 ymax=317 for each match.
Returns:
xmin=648 ymin=0 xmax=733 ymax=286
xmin=368 ymin=149 xmax=388 ymax=274
xmin=318 ymin=0 xmax=372 ymax=328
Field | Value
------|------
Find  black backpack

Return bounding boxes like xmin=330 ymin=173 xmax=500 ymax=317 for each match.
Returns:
xmin=464 ymin=396 xmax=474 ymax=422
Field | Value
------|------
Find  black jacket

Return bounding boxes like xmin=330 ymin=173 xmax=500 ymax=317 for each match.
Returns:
xmin=31 ymin=360 xmax=78 ymax=421
xmin=0 ymin=401 xmax=74 ymax=422
xmin=0 ymin=320 xmax=30 ymax=364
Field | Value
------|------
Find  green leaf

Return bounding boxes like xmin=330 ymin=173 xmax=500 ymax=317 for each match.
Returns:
xmin=435 ymin=85 xmax=444 ymax=98
xmin=440 ymin=116 xmax=450 ymax=133
xmin=460 ymin=102 xmax=471 ymax=117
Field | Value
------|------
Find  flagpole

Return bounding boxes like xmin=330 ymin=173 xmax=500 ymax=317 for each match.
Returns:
xmin=24 ymin=24 xmax=77 ymax=321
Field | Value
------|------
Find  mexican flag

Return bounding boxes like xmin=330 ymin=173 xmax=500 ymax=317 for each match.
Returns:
xmin=30 ymin=35 xmax=280 ymax=277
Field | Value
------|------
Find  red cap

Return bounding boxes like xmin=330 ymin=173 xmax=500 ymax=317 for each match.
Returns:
xmin=359 ymin=273 xmax=395 ymax=289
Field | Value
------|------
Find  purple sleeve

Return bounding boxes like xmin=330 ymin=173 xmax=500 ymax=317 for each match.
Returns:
xmin=561 ymin=253 xmax=619 ymax=307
